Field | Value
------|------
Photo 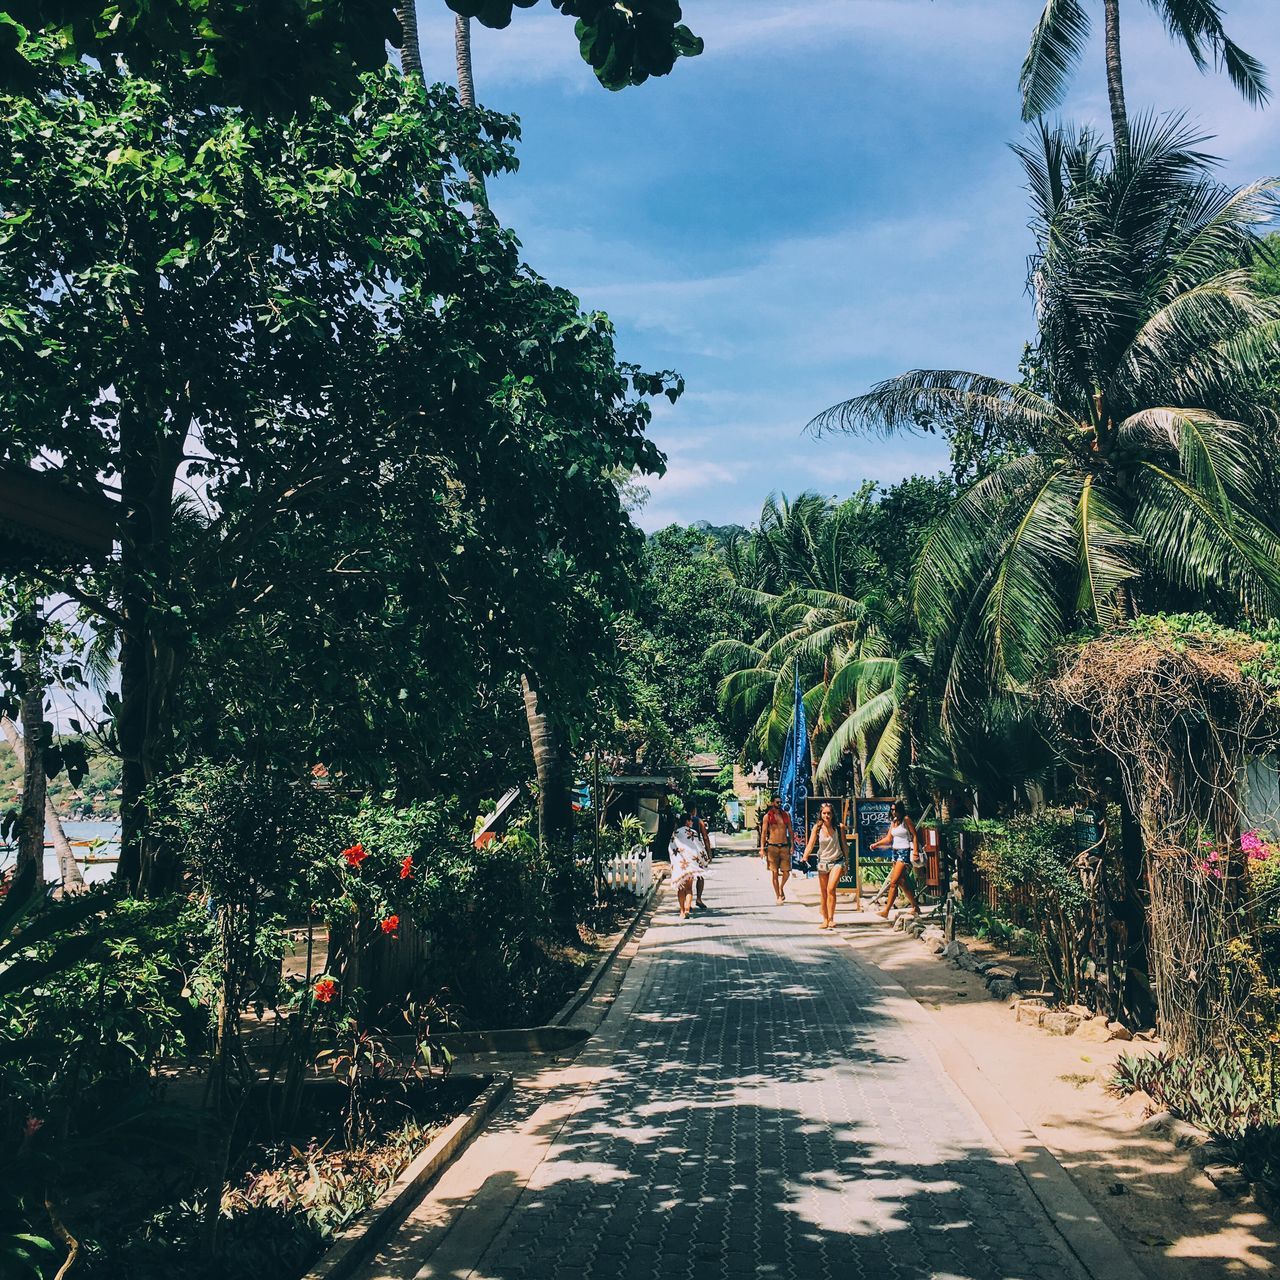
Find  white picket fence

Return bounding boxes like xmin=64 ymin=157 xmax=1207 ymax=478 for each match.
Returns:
xmin=603 ymin=845 xmax=654 ymax=897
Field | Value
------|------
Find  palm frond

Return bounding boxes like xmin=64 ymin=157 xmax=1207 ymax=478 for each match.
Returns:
xmin=1020 ymin=0 xmax=1091 ymax=120
xmin=1074 ymin=475 xmax=1140 ymax=624
xmin=981 ymin=467 xmax=1080 ymax=690
xmin=808 ymin=368 xmax=1075 ymax=443
xmin=1133 ymin=461 xmax=1280 ymax=614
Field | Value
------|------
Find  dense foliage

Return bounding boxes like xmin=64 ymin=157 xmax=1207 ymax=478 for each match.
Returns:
xmin=0 ymin=0 xmax=703 ymax=104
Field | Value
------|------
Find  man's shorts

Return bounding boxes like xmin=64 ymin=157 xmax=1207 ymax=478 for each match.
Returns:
xmin=764 ymin=845 xmax=789 ymax=871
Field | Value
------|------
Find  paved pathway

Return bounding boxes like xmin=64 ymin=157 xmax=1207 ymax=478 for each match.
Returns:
xmin=414 ymin=852 xmax=1089 ymax=1280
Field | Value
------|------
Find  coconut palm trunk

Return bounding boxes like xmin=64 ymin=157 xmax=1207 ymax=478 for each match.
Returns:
xmin=455 ymin=14 xmax=477 ymax=109
xmin=14 ymin=629 xmax=46 ymax=886
xmin=453 ymin=14 xmax=494 ymax=222
xmin=397 ymin=2 xmax=423 ymax=80
xmin=1 ymin=715 xmax=85 ymax=894
xmin=521 ymin=673 xmax=577 ymax=936
xmin=1103 ymin=0 xmax=1129 ymax=154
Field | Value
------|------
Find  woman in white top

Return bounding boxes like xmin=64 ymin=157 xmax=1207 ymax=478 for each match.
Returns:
xmin=802 ymin=801 xmax=857 ymax=929
xmin=869 ymin=800 xmax=920 ymax=919
xmin=669 ymin=815 xmax=709 ymax=920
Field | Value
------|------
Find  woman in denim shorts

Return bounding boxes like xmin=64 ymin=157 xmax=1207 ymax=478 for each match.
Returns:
xmin=870 ymin=800 xmax=920 ymax=919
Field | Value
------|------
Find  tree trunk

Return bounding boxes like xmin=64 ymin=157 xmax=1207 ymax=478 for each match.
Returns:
xmin=15 ymin=621 xmax=46 ymax=887
xmin=397 ymin=2 xmax=424 ymax=81
xmin=520 ymin=673 xmax=576 ymax=937
xmin=1103 ymin=0 xmax=1130 ymax=156
xmin=455 ymin=14 xmax=477 ymax=108
xmin=116 ymin=410 xmax=181 ymax=894
xmin=1 ymin=716 xmax=84 ymax=894
xmin=453 ymin=14 xmax=494 ymax=224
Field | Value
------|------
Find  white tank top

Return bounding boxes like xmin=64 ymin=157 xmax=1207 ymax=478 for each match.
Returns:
xmin=889 ymin=821 xmax=911 ymax=849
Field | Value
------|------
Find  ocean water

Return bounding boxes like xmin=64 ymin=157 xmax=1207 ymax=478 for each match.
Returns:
xmin=0 ymin=818 xmax=121 ymax=886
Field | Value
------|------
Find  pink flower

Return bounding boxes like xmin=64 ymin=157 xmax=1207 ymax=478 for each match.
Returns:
xmin=23 ymin=1117 xmax=43 ymax=1139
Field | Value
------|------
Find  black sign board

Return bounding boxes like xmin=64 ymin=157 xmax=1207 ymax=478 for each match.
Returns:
xmin=1073 ymin=807 xmax=1102 ymax=855
xmin=846 ymin=796 xmax=896 ymax=890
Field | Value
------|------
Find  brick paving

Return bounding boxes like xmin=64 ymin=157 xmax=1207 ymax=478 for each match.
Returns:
xmin=462 ymin=852 xmax=1087 ymax=1280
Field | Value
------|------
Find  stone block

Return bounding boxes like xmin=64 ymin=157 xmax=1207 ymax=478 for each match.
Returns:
xmin=1041 ymin=1010 xmax=1082 ymax=1036
xmin=1014 ymin=1000 xmax=1047 ymax=1026
xmin=1190 ymin=1141 xmax=1231 ymax=1169
xmin=1204 ymin=1163 xmax=1250 ymax=1196
xmin=956 ymin=951 xmax=982 ymax=973
xmin=1139 ymin=1109 xmax=1175 ymax=1135
xmin=987 ymin=978 xmax=1018 ymax=1000
xmin=984 ymin=964 xmax=1019 ymax=982
xmin=940 ymin=940 xmax=966 ymax=960
xmin=1075 ymin=1016 xmax=1114 ymax=1043
xmin=1106 ymin=1022 xmax=1133 ymax=1041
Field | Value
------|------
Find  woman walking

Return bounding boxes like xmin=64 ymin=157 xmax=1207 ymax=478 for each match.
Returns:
xmin=870 ymin=800 xmax=920 ymax=919
xmin=802 ymin=801 xmax=856 ymax=929
xmin=669 ymin=814 xmax=707 ymax=920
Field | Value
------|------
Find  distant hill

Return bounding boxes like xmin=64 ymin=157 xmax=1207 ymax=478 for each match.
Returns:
xmin=0 ymin=738 xmax=121 ymax=819
xmin=688 ymin=520 xmax=748 ymax=547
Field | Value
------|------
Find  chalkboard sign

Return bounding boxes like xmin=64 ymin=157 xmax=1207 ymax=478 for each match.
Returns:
xmin=1074 ymin=807 xmax=1102 ymax=855
xmin=843 ymin=796 xmax=896 ymax=891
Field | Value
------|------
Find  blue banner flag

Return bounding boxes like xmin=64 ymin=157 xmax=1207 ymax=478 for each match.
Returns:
xmin=778 ymin=665 xmax=812 ymax=870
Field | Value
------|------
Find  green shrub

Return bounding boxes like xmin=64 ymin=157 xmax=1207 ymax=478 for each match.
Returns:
xmin=976 ymin=813 xmax=1087 ymax=999
xmin=1112 ymin=1050 xmax=1274 ymax=1136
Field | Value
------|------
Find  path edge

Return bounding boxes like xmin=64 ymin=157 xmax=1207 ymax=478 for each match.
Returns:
xmin=302 ymin=1072 xmax=513 ymax=1280
xmin=551 ymin=874 xmax=663 ymax=1027
xmin=846 ymin=948 xmax=1145 ymax=1280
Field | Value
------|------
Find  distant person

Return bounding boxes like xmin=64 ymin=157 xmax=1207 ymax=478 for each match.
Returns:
xmin=803 ymin=801 xmax=856 ymax=928
xmin=669 ymin=814 xmax=707 ymax=920
xmin=759 ymin=795 xmax=794 ymax=904
xmin=686 ymin=803 xmax=714 ymax=909
xmin=870 ymin=800 xmax=921 ymax=919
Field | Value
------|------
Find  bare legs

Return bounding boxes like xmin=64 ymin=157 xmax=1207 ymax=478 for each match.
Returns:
xmin=878 ymin=861 xmax=919 ymax=918
xmin=676 ymin=877 xmax=693 ymax=919
xmin=817 ymin=866 xmax=840 ymax=928
xmin=695 ymin=875 xmax=706 ymax=908
xmin=769 ymin=858 xmax=790 ymax=904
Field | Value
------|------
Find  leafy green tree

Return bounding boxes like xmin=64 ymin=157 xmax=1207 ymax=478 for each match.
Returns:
xmin=813 ymin=118 xmax=1280 ymax=721
xmin=0 ymin=0 xmax=703 ymax=105
xmin=0 ymin=47 xmax=673 ymax=888
xmin=629 ymin=525 xmax=740 ymax=740
xmin=1020 ymin=0 xmax=1267 ymax=154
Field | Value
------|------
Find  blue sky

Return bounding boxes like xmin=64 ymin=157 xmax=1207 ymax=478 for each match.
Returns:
xmin=412 ymin=0 xmax=1280 ymax=532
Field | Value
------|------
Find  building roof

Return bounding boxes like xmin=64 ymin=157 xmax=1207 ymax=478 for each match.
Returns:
xmin=0 ymin=465 xmax=116 ymax=569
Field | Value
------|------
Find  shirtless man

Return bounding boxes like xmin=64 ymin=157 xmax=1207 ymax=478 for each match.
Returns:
xmin=759 ymin=795 xmax=794 ymax=904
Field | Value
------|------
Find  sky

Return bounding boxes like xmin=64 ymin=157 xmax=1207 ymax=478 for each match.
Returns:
xmin=419 ymin=1 xmax=1280 ymax=532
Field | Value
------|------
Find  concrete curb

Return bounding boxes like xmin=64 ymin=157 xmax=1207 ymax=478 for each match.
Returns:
xmin=303 ymin=1073 xmax=512 ymax=1280
xmin=844 ymin=948 xmax=1145 ymax=1280
xmin=551 ymin=873 xmax=664 ymax=1027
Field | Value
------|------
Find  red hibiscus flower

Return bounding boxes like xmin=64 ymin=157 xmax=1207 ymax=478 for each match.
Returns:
xmin=380 ymin=915 xmax=400 ymax=936
xmin=341 ymin=843 xmax=368 ymax=868
xmin=313 ymin=977 xmax=337 ymax=1003
xmin=399 ymin=855 xmax=414 ymax=880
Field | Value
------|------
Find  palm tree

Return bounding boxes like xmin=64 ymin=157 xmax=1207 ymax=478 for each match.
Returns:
xmin=1020 ymin=0 xmax=1267 ymax=154
xmin=811 ymin=117 xmax=1280 ymax=720
xmin=397 ymin=2 xmax=424 ymax=81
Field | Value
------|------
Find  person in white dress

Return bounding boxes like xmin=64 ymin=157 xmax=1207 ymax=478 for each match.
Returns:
xmin=669 ymin=814 xmax=710 ymax=920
